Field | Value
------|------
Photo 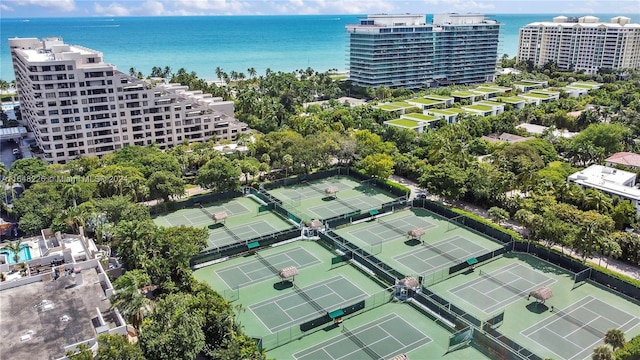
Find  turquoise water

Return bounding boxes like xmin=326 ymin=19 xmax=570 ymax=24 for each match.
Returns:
xmin=1 ymin=14 xmax=638 ymax=81
xmin=0 ymin=244 xmax=32 ymax=264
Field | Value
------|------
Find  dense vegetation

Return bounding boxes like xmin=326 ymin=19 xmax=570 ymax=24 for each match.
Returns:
xmin=2 ymin=61 xmax=640 ymax=359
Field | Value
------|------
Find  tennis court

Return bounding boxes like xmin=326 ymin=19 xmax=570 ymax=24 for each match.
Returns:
xmin=347 ymin=216 xmax=436 ymax=247
xmin=208 ymin=219 xmax=277 ymax=248
xmin=279 ymin=179 xmax=354 ymax=204
xmin=249 ymin=275 xmax=369 ymax=333
xmin=215 ymin=247 xmax=321 ymax=288
xmin=522 ymin=296 xmax=640 ymax=360
xmin=394 ymin=236 xmax=490 ymax=275
xmin=293 ymin=313 xmax=432 ymax=360
xmin=156 ymin=199 xmax=251 ymax=228
xmin=449 ymin=263 xmax=556 ymax=314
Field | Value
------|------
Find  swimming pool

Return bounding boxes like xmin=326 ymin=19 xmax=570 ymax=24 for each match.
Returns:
xmin=0 ymin=244 xmax=32 ymax=264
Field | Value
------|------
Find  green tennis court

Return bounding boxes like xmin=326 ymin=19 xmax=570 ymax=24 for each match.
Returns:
xmin=157 ymin=199 xmax=251 ymax=227
xmin=208 ymin=220 xmax=277 ymax=248
xmin=306 ymin=194 xmax=394 ymax=220
xmin=449 ymin=263 xmax=556 ymax=314
xmin=394 ymin=236 xmax=490 ymax=274
xmin=522 ymin=296 xmax=640 ymax=360
xmin=249 ymin=276 xmax=369 ymax=333
xmin=215 ymin=247 xmax=321 ymax=288
xmin=346 ymin=215 xmax=435 ymax=247
xmin=279 ymin=179 xmax=353 ymax=204
xmin=293 ymin=313 xmax=432 ymax=360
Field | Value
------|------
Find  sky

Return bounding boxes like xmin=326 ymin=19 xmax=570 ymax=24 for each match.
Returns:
xmin=0 ymin=0 xmax=638 ymax=17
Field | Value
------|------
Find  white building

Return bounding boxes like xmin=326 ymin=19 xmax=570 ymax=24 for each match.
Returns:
xmin=9 ymin=37 xmax=249 ymax=163
xmin=517 ymin=16 xmax=640 ymax=74
xmin=568 ymin=165 xmax=640 ymax=214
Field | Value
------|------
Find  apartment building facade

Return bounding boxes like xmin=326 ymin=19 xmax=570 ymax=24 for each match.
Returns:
xmin=517 ymin=16 xmax=640 ymax=74
xmin=346 ymin=13 xmax=501 ymax=88
xmin=10 ymin=37 xmax=248 ymax=163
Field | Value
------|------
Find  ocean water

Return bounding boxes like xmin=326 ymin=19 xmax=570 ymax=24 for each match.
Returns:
xmin=1 ymin=14 xmax=638 ymax=81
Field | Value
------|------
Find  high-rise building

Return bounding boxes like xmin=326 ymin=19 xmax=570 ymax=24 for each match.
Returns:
xmin=517 ymin=16 xmax=640 ymax=74
xmin=346 ymin=13 xmax=501 ymax=88
xmin=9 ymin=37 xmax=248 ymax=163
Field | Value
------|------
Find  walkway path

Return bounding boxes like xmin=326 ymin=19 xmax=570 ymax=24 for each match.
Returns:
xmin=389 ymin=175 xmax=640 ymax=281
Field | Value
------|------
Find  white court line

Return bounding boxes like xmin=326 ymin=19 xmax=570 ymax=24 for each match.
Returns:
xmin=247 ymin=306 xmax=277 ymax=334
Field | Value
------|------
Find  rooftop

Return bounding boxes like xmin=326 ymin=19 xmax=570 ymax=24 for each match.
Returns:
xmin=497 ymin=96 xmax=526 ymax=104
xmin=450 ymin=91 xmax=477 ymax=98
xmin=605 ymin=152 xmax=640 ymax=168
xmin=406 ymin=98 xmax=443 ymax=106
xmin=0 ymin=266 xmax=115 ymax=359
xmin=402 ymin=113 xmax=439 ymax=122
xmin=424 ymin=95 xmax=454 ymax=101
xmin=568 ymin=165 xmax=640 ymax=200
xmin=428 ymin=108 xmax=467 ymax=116
xmin=385 ymin=119 xmax=421 ymax=128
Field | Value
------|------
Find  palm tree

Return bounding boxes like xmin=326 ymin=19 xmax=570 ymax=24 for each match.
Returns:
xmin=4 ymin=239 xmax=27 ymax=264
xmin=215 ymin=66 xmax=223 ymax=82
xmin=604 ymin=329 xmax=626 ymax=350
xmin=592 ymin=345 xmax=613 ymax=360
xmin=247 ymin=67 xmax=256 ymax=80
xmin=110 ymin=270 xmax=153 ymax=330
xmin=282 ymin=154 xmax=293 ymax=177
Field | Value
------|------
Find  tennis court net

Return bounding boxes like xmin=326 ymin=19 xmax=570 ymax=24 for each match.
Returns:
xmin=553 ymin=309 xmax=605 ymax=339
xmin=335 ymin=197 xmax=358 ymax=211
xmin=199 ymin=204 xmax=213 ymax=217
xmin=256 ymin=253 xmax=279 ymax=275
xmin=424 ymin=243 xmax=459 ymax=263
xmin=293 ymin=284 xmax=324 ymax=314
xmin=478 ymin=270 xmax=525 ymax=297
xmin=378 ymin=218 xmax=406 ymax=237
xmin=308 ymin=183 xmax=327 ymax=195
xmin=342 ymin=326 xmax=382 ymax=360
xmin=222 ymin=225 xmax=242 ymax=242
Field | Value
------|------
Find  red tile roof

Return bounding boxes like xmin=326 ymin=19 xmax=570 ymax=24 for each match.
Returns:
xmin=605 ymin=152 xmax=640 ymax=168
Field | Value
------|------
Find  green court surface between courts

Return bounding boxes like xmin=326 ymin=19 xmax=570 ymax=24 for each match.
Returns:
xmin=153 ymin=196 xmax=294 ymax=250
xmin=267 ymin=302 xmax=493 ymax=360
xmin=193 ymin=240 xmax=386 ymax=337
xmin=333 ymin=208 xmax=502 ymax=276
xmin=427 ymin=253 xmax=640 ymax=360
xmin=393 ymin=235 xmax=490 ymax=275
xmin=250 ymin=276 xmax=369 ymax=333
xmin=267 ymin=176 xmax=398 ymax=221
xmin=293 ymin=313 xmax=432 ymax=360
xmin=215 ymin=246 xmax=321 ymax=288
xmin=449 ymin=263 xmax=556 ymax=314
xmin=521 ymin=296 xmax=640 ymax=360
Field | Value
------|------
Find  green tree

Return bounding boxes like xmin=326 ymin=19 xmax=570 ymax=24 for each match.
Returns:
xmin=356 ymin=153 xmax=394 ymax=179
xmin=147 ymin=171 xmax=185 ymax=202
xmin=110 ymin=270 xmax=153 ymax=330
xmin=419 ymin=162 xmax=470 ymax=200
xmin=66 ymin=343 xmax=94 ymax=360
xmin=614 ymin=334 xmax=640 ymax=360
xmin=196 ymin=156 xmax=241 ymax=192
xmin=488 ymin=207 xmax=510 ymax=225
xmin=96 ymin=334 xmax=145 ymax=360
xmin=4 ymin=239 xmax=27 ymax=264
xmin=139 ymin=293 xmax=205 ymax=360
xmin=604 ymin=328 xmax=626 ymax=350
xmin=592 ymin=345 xmax=614 ymax=360
xmin=8 ymin=158 xmax=49 ymax=189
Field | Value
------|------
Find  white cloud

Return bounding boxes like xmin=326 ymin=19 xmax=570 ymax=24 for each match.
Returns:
xmin=93 ymin=2 xmax=131 ymax=16
xmin=140 ymin=0 xmax=166 ymax=16
xmin=0 ymin=4 xmax=13 ymax=11
xmin=4 ymin=0 xmax=75 ymax=12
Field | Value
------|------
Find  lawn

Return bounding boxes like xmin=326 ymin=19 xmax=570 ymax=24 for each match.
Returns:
xmin=386 ymin=119 xmax=420 ymax=127
xmin=464 ymin=104 xmax=492 ymax=111
xmin=402 ymin=113 xmax=439 ymax=121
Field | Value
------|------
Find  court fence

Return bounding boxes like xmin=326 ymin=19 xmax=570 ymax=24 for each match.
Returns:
xmin=257 ymin=288 xmax=393 ymax=351
xmin=412 ymin=199 xmax=640 ymax=302
xmin=190 ymin=228 xmax=300 ymax=267
xmin=149 ymin=190 xmax=242 ymax=216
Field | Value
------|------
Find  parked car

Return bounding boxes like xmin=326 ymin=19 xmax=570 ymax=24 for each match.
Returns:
xmin=12 ymin=148 xmax=21 ymax=155
xmin=416 ymin=191 xmax=428 ymax=199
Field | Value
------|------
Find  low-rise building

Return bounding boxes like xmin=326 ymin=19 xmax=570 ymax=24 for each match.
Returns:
xmin=605 ymin=152 xmax=640 ymax=170
xmin=568 ymin=165 xmax=640 ymax=214
xmin=0 ymin=230 xmax=126 ymax=359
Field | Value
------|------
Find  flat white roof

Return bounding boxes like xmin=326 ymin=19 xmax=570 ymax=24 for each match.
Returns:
xmin=568 ymin=165 xmax=640 ymax=199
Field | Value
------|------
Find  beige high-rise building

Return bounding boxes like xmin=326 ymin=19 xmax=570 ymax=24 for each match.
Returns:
xmin=517 ymin=16 xmax=640 ymax=74
xmin=10 ymin=37 xmax=248 ymax=164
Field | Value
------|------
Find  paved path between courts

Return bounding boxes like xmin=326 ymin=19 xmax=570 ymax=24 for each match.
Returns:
xmin=389 ymin=175 xmax=640 ymax=281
